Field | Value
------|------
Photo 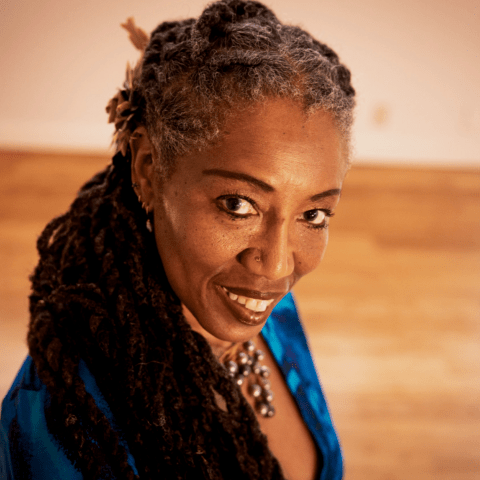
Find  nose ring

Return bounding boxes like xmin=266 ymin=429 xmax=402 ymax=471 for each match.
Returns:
xmin=254 ymin=255 xmax=261 ymax=262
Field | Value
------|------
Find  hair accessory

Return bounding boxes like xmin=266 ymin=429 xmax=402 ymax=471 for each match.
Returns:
xmin=223 ymin=339 xmax=275 ymax=418
xmin=106 ymin=18 xmax=149 ymax=158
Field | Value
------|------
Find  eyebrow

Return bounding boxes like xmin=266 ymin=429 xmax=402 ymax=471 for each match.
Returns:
xmin=203 ymin=169 xmax=274 ymax=192
xmin=202 ymin=168 xmax=341 ymax=200
xmin=310 ymin=189 xmax=342 ymax=201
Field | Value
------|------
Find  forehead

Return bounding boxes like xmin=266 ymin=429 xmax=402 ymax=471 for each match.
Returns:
xmin=174 ymin=98 xmax=346 ymax=189
xmin=224 ymin=98 xmax=339 ymax=144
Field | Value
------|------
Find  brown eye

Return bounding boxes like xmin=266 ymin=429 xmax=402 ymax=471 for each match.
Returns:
xmin=303 ymin=209 xmax=327 ymax=226
xmin=225 ymin=197 xmax=243 ymax=212
xmin=220 ymin=196 xmax=256 ymax=216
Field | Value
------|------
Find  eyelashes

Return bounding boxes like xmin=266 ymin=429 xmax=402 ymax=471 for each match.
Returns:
xmin=216 ymin=193 xmax=334 ymax=230
xmin=217 ymin=195 xmax=257 ymax=217
xmin=302 ymin=209 xmax=334 ymax=230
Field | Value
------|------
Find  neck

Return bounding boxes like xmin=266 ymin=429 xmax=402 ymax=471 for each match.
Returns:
xmin=182 ymin=304 xmax=236 ymax=359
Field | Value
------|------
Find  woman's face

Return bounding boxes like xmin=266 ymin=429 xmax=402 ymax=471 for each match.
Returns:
xmin=149 ymin=98 xmax=347 ymax=344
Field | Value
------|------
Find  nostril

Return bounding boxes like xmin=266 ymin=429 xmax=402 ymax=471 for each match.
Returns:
xmin=238 ymin=245 xmax=294 ymax=280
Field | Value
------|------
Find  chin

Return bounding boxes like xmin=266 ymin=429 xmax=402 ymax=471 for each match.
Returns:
xmin=193 ymin=285 xmax=282 ymax=344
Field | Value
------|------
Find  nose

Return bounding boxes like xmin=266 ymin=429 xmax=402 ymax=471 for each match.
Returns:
xmin=239 ymin=219 xmax=295 ymax=281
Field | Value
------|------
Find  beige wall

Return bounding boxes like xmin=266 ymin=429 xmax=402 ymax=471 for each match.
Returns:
xmin=0 ymin=0 xmax=479 ymax=166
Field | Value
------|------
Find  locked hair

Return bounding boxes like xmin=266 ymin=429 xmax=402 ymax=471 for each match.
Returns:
xmin=111 ymin=0 xmax=355 ymax=176
xmin=28 ymin=1 xmax=355 ymax=478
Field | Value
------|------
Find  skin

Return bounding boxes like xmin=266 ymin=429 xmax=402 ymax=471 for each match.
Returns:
xmin=133 ymin=97 xmax=348 ymax=480
xmin=132 ymin=97 xmax=347 ymax=357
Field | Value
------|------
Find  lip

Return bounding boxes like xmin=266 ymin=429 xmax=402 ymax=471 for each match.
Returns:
xmin=220 ymin=286 xmax=286 ymax=301
xmin=215 ymin=284 xmax=280 ymax=327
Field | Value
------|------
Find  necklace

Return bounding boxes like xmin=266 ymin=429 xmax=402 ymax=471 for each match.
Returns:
xmin=223 ymin=339 xmax=275 ymax=418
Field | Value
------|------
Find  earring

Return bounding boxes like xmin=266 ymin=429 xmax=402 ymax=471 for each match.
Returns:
xmin=146 ymin=218 xmax=153 ymax=232
xmin=140 ymin=201 xmax=153 ymax=232
xmin=145 ymin=205 xmax=153 ymax=232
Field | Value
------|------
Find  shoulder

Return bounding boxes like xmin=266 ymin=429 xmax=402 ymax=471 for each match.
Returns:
xmin=0 ymin=357 xmax=83 ymax=480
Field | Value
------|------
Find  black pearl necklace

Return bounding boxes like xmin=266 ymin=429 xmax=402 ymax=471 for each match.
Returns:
xmin=224 ymin=339 xmax=275 ymax=418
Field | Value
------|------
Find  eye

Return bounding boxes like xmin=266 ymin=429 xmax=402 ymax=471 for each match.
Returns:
xmin=218 ymin=196 xmax=257 ymax=217
xmin=302 ymin=209 xmax=331 ymax=229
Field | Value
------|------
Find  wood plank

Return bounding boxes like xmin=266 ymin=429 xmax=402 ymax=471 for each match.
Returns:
xmin=0 ymin=150 xmax=478 ymax=479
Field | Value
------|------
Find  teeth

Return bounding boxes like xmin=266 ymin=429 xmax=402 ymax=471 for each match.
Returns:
xmin=245 ymin=298 xmax=257 ymax=310
xmin=255 ymin=300 xmax=270 ymax=312
xmin=237 ymin=295 xmax=246 ymax=305
xmin=225 ymin=288 xmax=274 ymax=312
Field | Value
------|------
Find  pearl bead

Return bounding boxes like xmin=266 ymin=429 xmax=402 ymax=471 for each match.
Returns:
xmin=244 ymin=340 xmax=255 ymax=353
xmin=240 ymin=364 xmax=252 ymax=377
xmin=259 ymin=365 xmax=270 ymax=378
xmin=249 ymin=384 xmax=262 ymax=398
xmin=237 ymin=352 xmax=249 ymax=365
xmin=261 ymin=378 xmax=271 ymax=390
xmin=263 ymin=389 xmax=274 ymax=402
xmin=256 ymin=402 xmax=269 ymax=417
xmin=225 ymin=360 xmax=238 ymax=375
xmin=255 ymin=350 xmax=265 ymax=362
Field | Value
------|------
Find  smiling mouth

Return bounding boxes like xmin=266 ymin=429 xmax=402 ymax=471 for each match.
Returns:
xmin=222 ymin=287 xmax=275 ymax=313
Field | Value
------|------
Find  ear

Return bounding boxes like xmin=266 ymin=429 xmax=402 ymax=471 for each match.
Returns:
xmin=130 ymin=126 xmax=155 ymax=209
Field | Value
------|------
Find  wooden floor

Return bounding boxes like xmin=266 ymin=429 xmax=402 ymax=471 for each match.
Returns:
xmin=0 ymin=150 xmax=479 ymax=479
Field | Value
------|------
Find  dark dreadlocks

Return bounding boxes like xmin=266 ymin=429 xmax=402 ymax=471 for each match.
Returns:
xmin=27 ymin=1 xmax=355 ymax=478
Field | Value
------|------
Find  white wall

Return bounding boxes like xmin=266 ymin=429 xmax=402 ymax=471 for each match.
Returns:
xmin=0 ymin=0 xmax=479 ymax=167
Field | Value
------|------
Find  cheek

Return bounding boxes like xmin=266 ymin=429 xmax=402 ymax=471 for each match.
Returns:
xmin=155 ymin=204 xmax=248 ymax=276
xmin=295 ymin=229 xmax=329 ymax=276
xmin=192 ymin=221 xmax=259 ymax=272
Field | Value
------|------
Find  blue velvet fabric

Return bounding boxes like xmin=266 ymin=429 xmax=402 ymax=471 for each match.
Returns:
xmin=0 ymin=292 xmax=342 ymax=479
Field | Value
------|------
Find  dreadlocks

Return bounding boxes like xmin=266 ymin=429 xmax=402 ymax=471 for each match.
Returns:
xmin=27 ymin=1 xmax=355 ymax=478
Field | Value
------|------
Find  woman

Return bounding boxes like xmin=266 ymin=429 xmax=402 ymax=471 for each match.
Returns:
xmin=0 ymin=1 xmax=355 ymax=479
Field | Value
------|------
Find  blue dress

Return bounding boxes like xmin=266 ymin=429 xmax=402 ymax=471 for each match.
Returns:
xmin=0 ymin=293 xmax=342 ymax=479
